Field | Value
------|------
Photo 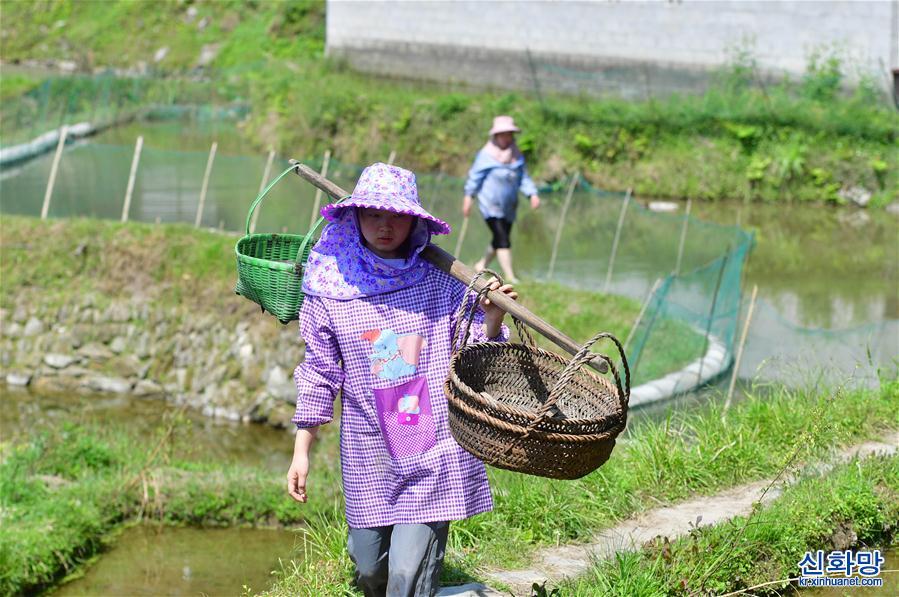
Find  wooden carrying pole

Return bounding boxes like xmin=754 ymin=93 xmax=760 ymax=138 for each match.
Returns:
xmin=41 ymin=125 xmax=69 ymax=220
xmin=194 ymin=141 xmax=217 ymax=228
xmin=121 ymin=135 xmax=143 ymax=222
xmin=291 ymin=161 xmax=610 ymax=375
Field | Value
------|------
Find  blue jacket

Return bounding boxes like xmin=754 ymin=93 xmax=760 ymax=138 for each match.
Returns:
xmin=463 ymin=150 xmax=538 ymax=222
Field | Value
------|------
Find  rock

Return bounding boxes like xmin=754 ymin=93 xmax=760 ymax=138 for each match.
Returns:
xmin=57 ymin=366 xmax=92 ymax=378
xmin=185 ymin=5 xmax=198 ymax=21
xmin=153 ymin=46 xmax=169 ymax=63
xmin=266 ymin=401 xmax=298 ymax=428
xmin=109 ymin=336 xmax=127 ymax=354
xmin=174 ymin=368 xmax=189 ymax=392
xmin=84 ymin=375 xmax=133 ymax=394
xmin=265 ymin=365 xmax=294 ymax=398
xmin=12 ymin=306 xmax=27 ymax=323
xmin=198 ymin=43 xmax=219 ymax=67
xmin=33 ymin=375 xmax=80 ymax=393
xmin=3 ymin=322 xmax=22 ymax=338
xmin=829 ymin=521 xmax=858 ymax=551
xmin=43 ymin=353 xmax=78 ymax=369
xmin=886 ymin=201 xmax=899 ymax=216
xmin=134 ymin=333 xmax=151 ymax=359
xmin=6 ymin=371 xmax=32 ymax=386
xmin=23 ymin=317 xmax=45 ymax=337
xmin=58 ymin=60 xmax=77 ymax=73
xmin=109 ymin=354 xmax=143 ymax=378
xmin=78 ymin=342 xmax=114 ymax=362
xmin=239 ymin=343 xmax=254 ymax=359
xmin=197 ymin=16 xmax=209 ymax=30
xmin=134 ymin=379 xmax=165 ymax=397
xmin=106 ymin=303 xmax=131 ymax=323
xmin=648 ymin=201 xmax=680 ymax=213
xmin=837 ymin=186 xmax=872 ymax=207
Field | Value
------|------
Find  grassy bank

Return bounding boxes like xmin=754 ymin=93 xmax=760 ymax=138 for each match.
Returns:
xmin=2 ymin=1 xmax=896 ymax=204
xmin=561 ymin=454 xmax=899 ymax=595
xmin=263 ymin=379 xmax=899 ymax=595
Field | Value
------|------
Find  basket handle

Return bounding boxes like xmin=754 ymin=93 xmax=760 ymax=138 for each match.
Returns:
xmin=451 ymin=269 xmax=531 ymax=354
xmin=535 ymin=332 xmax=630 ymax=424
xmin=244 ymin=161 xmax=349 ymax=271
xmin=451 ymin=269 xmax=496 ymax=354
xmin=244 ymin=164 xmax=300 ymax=235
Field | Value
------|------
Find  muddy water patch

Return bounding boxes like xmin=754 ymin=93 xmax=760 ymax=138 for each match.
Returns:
xmin=55 ymin=524 xmax=301 ymax=596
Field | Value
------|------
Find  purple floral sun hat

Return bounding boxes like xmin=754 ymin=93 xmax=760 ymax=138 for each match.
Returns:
xmin=303 ymin=163 xmax=450 ymax=300
xmin=320 ymin=162 xmax=451 ymax=236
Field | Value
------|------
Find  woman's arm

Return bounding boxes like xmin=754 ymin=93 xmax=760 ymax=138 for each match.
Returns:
xmin=287 ymin=427 xmax=317 ymax=503
xmin=518 ymin=162 xmax=539 ymax=202
xmin=288 ymin=296 xmax=344 ymax=502
xmin=292 ymin=296 xmax=344 ymax=428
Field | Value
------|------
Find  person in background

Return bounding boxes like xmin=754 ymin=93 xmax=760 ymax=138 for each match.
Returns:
xmin=462 ymin=115 xmax=540 ymax=283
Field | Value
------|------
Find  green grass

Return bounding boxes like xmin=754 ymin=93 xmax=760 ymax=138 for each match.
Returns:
xmin=263 ymin=379 xmax=899 ymax=595
xmin=1 ymin=1 xmax=896 ymax=204
xmin=560 ymin=453 xmax=899 ymax=595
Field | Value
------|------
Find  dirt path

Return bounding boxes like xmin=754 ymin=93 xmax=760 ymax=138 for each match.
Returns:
xmin=438 ymin=430 xmax=899 ymax=597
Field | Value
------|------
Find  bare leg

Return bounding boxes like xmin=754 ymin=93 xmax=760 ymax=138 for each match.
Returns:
xmin=495 ymin=248 xmax=518 ymax=283
xmin=474 ymin=245 xmax=495 ymax=272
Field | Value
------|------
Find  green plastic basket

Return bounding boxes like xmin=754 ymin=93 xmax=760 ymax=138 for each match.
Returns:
xmin=234 ymin=164 xmax=340 ymax=324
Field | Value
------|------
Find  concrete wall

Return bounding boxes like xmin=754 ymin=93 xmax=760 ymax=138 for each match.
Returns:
xmin=326 ymin=0 xmax=898 ymax=98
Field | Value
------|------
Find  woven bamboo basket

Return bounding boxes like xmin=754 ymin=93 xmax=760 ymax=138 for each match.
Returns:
xmin=445 ymin=274 xmax=630 ymax=480
xmin=235 ymin=165 xmax=342 ymax=324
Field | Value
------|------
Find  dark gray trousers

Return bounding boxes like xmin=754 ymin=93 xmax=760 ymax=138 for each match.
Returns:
xmin=347 ymin=521 xmax=449 ymax=597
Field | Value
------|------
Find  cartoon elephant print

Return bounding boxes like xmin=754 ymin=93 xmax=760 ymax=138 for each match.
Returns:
xmin=360 ymin=329 xmax=427 ymax=380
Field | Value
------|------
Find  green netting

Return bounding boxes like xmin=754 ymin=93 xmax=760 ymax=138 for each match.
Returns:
xmin=1 ymin=71 xmax=247 ymax=147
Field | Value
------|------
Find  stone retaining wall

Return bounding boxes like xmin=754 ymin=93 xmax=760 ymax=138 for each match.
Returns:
xmin=0 ymin=295 xmax=302 ymax=428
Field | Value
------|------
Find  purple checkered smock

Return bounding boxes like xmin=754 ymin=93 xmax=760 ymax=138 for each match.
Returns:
xmin=292 ymin=264 xmax=509 ymax=529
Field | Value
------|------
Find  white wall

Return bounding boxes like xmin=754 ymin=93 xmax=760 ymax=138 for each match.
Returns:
xmin=326 ymin=0 xmax=897 ymax=94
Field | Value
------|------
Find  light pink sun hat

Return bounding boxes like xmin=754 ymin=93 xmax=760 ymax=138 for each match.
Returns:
xmin=489 ymin=115 xmax=521 ymax=135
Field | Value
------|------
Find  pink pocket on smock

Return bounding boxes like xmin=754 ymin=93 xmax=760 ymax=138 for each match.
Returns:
xmin=373 ymin=376 xmax=436 ymax=459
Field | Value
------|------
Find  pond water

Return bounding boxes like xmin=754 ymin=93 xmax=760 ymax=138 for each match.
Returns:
xmin=54 ymin=524 xmax=300 ymax=596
